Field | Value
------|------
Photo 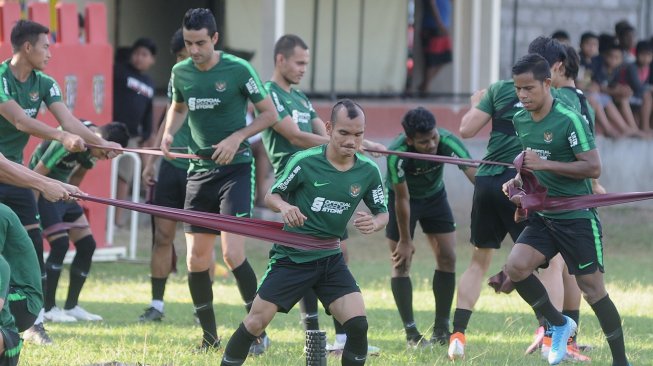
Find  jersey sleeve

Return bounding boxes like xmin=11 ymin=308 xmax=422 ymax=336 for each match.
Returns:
xmin=239 ymin=62 xmax=267 ymax=104
xmin=171 ymin=69 xmax=184 ymax=103
xmin=439 ymin=132 xmax=472 ymax=171
xmin=271 ymin=153 xmax=304 ymax=195
xmin=41 ymin=75 xmax=63 ymax=106
xmin=387 ymin=154 xmax=406 ymax=186
xmin=166 ymin=77 xmax=173 ymax=103
xmin=269 ymin=89 xmax=290 ymax=120
xmin=39 ymin=140 xmax=69 ymax=170
xmin=0 ymin=75 xmax=13 ymax=103
xmin=566 ymin=113 xmax=595 ymax=154
xmin=476 ymin=81 xmax=497 ymax=115
xmin=363 ymin=166 xmax=388 ymax=215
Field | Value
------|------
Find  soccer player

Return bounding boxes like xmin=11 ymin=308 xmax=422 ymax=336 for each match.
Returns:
xmin=263 ymin=34 xmax=385 ymax=354
xmin=221 ymin=99 xmax=388 ymax=366
xmin=139 ymin=28 xmax=192 ymax=323
xmin=0 ymin=19 xmax=120 ymax=345
xmin=386 ymin=107 xmax=475 ymax=348
xmin=29 ymin=121 xmax=129 ymax=323
xmin=504 ymin=53 xmax=629 ymax=366
xmin=161 ymin=9 xmax=278 ymax=351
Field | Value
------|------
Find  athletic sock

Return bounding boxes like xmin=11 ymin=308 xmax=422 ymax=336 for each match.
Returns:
xmin=391 ymin=277 xmax=419 ymax=338
xmin=221 ymin=322 xmax=257 ymax=366
xmin=513 ymin=274 xmax=565 ymax=326
xmin=151 ymin=277 xmax=168 ymax=302
xmin=562 ymin=309 xmax=580 ymax=342
xmin=298 ymin=289 xmax=320 ymax=330
xmin=590 ymin=295 xmax=629 ymax=366
xmin=188 ymin=270 xmax=218 ymax=346
xmin=231 ymin=259 xmax=257 ymax=312
xmin=334 ymin=317 xmax=346 ymax=342
xmin=452 ymin=308 xmax=473 ymax=334
xmin=44 ymin=262 xmax=63 ymax=311
xmin=64 ymin=266 xmax=88 ymax=310
xmin=342 ymin=316 xmax=368 ymax=366
xmin=433 ymin=270 xmax=455 ymax=330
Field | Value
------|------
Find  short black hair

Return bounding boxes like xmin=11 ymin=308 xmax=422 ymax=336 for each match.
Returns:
xmin=528 ymin=36 xmax=567 ymax=67
xmin=10 ymin=20 xmax=49 ymax=52
xmin=330 ymin=99 xmax=364 ymax=124
xmin=512 ymin=53 xmax=551 ymax=82
xmin=132 ymin=37 xmax=157 ymax=56
xmin=98 ymin=122 xmax=130 ymax=148
xmin=580 ymin=32 xmax=598 ymax=45
xmin=273 ymin=34 xmax=308 ymax=64
xmin=170 ymin=28 xmax=184 ymax=55
xmin=551 ymin=30 xmax=570 ymax=42
xmin=563 ymin=45 xmax=580 ymax=79
xmin=636 ymin=40 xmax=653 ymax=55
xmin=183 ymin=8 xmax=217 ymax=37
xmin=615 ymin=20 xmax=634 ymax=37
xmin=598 ymin=34 xmax=620 ymax=55
xmin=401 ymin=107 xmax=436 ymax=138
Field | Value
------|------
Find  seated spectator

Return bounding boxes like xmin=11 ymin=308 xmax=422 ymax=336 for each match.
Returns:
xmin=577 ymin=32 xmax=599 ymax=89
xmin=615 ymin=20 xmax=636 ymax=63
xmin=635 ymin=41 xmax=653 ymax=132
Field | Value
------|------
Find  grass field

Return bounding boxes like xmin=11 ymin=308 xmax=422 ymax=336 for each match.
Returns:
xmin=20 ymin=206 xmax=653 ymax=365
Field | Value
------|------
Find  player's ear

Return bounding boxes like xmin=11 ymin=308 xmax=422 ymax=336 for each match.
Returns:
xmin=326 ymin=121 xmax=333 ymax=136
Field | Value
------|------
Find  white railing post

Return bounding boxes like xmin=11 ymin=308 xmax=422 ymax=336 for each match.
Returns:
xmin=105 ymin=152 xmax=141 ymax=260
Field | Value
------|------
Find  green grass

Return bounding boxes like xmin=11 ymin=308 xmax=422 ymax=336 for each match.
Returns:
xmin=20 ymin=206 xmax=653 ymax=365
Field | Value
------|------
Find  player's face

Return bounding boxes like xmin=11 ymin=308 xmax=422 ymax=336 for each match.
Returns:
xmin=280 ymin=46 xmax=309 ymax=85
xmin=27 ymin=33 xmax=51 ymax=70
xmin=407 ymin=129 xmax=440 ymax=154
xmin=183 ymin=28 xmax=218 ymax=66
xmin=328 ymin=113 xmax=365 ymax=158
xmin=130 ymin=46 xmax=155 ymax=72
xmin=513 ymin=72 xmax=550 ymax=112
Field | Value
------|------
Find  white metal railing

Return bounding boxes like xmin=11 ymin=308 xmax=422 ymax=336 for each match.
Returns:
xmin=105 ymin=152 xmax=141 ymax=260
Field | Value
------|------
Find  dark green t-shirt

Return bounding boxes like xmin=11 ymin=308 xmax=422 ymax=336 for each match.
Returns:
xmin=166 ymin=77 xmax=191 ymax=171
xmin=553 ymin=87 xmax=596 ymax=133
xmin=513 ymin=100 xmax=596 ymax=220
xmin=171 ymin=52 xmax=267 ymax=172
xmin=0 ymin=204 xmax=43 ymax=317
xmin=0 ymin=60 xmax=63 ymax=164
xmin=0 ymin=254 xmax=16 ymax=332
xmin=475 ymin=79 xmax=524 ymax=176
xmin=386 ymin=129 xmax=471 ymax=199
xmin=263 ymin=81 xmax=319 ymax=178
xmin=28 ymin=138 xmax=96 ymax=183
xmin=270 ymin=145 xmax=387 ymax=263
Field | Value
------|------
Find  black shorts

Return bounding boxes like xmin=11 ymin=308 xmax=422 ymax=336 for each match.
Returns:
xmin=154 ymin=160 xmax=188 ymax=209
xmin=257 ymin=253 xmax=360 ymax=314
xmin=7 ymin=292 xmax=36 ymax=333
xmin=517 ymin=214 xmax=604 ymax=276
xmin=38 ymin=197 xmax=84 ymax=231
xmin=470 ymin=169 xmax=527 ymax=249
xmin=184 ymin=163 xmax=253 ymax=234
xmin=385 ymin=188 xmax=455 ymax=241
xmin=0 ymin=328 xmax=21 ymax=366
xmin=0 ymin=184 xmax=39 ymax=226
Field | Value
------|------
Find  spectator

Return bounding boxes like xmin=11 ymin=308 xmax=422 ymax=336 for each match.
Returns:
xmin=551 ymin=30 xmax=571 ymax=45
xmin=577 ymin=32 xmax=599 ymax=89
xmin=615 ymin=20 xmax=636 ymax=63
xmin=417 ymin=0 xmax=452 ymax=96
xmin=112 ymin=37 xmax=157 ymax=226
xmin=635 ymin=41 xmax=653 ymax=132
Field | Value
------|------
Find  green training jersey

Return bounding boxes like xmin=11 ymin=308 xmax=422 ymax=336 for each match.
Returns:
xmin=166 ymin=77 xmax=191 ymax=171
xmin=28 ymin=137 xmax=96 ymax=183
xmin=553 ymin=87 xmax=596 ymax=133
xmin=475 ymin=79 xmax=524 ymax=176
xmin=0 ymin=204 xmax=43 ymax=317
xmin=270 ymin=145 xmax=387 ymax=263
xmin=386 ymin=129 xmax=471 ymax=199
xmin=0 ymin=255 xmax=16 ymax=332
xmin=513 ymin=99 xmax=596 ymax=220
xmin=0 ymin=60 xmax=63 ymax=164
xmin=263 ymin=81 xmax=319 ymax=178
xmin=171 ymin=52 xmax=267 ymax=172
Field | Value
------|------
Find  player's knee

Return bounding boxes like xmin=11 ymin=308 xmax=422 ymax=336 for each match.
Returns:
xmin=342 ymin=315 xmax=368 ymax=339
xmin=222 ymin=252 xmax=245 ymax=270
xmin=154 ymin=226 xmax=175 ymax=247
xmin=243 ymin=313 xmax=268 ymax=336
xmin=504 ymin=261 xmax=529 ymax=282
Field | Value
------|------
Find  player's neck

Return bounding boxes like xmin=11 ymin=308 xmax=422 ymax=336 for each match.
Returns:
xmin=194 ymin=51 xmax=220 ymax=71
xmin=326 ymin=144 xmax=355 ymax=171
xmin=271 ymin=71 xmax=292 ymax=92
xmin=558 ymin=79 xmax=576 ymax=88
xmin=9 ymin=55 xmax=34 ymax=82
xmin=530 ymin=96 xmax=554 ymax=122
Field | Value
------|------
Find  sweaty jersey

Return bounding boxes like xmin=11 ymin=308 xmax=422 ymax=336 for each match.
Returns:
xmin=386 ymin=129 xmax=471 ymax=199
xmin=270 ymin=145 xmax=387 ymax=262
xmin=513 ymin=99 xmax=596 ymax=220
xmin=166 ymin=77 xmax=191 ymax=171
xmin=0 ymin=60 xmax=63 ymax=164
xmin=475 ymin=79 xmax=524 ymax=176
xmin=263 ymin=81 xmax=319 ymax=178
xmin=171 ymin=52 xmax=267 ymax=172
xmin=28 ymin=138 xmax=96 ymax=183
xmin=0 ymin=204 xmax=43 ymax=318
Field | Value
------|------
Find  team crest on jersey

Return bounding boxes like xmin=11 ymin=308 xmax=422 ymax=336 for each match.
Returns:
xmin=349 ymin=183 xmax=361 ymax=197
xmin=543 ymin=131 xmax=553 ymax=144
xmin=29 ymin=91 xmax=39 ymax=102
xmin=215 ymin=81 xmax=227 ymax=92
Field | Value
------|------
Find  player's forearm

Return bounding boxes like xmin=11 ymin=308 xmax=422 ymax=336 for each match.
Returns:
xmin=541 ymin=159 xmax=601 ymax=179
xmin=0 ymin=157 xmax=55 ymax=191
xmin=163 ymin=108 xmax=186 ymax=137
xmin=395 ymin=195 xmax=412 ymax=241
xmin=59 ymin=118 xmax=104 ymax=145
xmin=287 ymin=131 xmax=328 ymax=149
xmin=264 ymin=192 xmax=288 ymax=213
xmin=372 ymin=212 xmax=389 ymax=232
xmin=237 ymin=110 xmax=278 ymax=141
xmin=14 ymin=115 xmax=68 ymax=142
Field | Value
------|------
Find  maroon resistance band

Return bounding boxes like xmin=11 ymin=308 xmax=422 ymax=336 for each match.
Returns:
xmin=364 ymin=148 xmax=514 ymax=168
xmin=70 ymin=194 xmax=340 ymax=251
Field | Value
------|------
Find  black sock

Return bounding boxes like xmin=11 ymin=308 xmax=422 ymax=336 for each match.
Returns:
xmin=151 ymin=277 xmax=168 ymax=301
xmin=452 ymin=308 xmax=473 ymax=334
xmin=64 ymin=266 xmax=87 ymax=310
xmin=562 ymin=309 xmax=580 ymax=342
xmin=298 ymin=289 xmax=320 ymax=330
xmin=27 ymin=228 xmax=45 ymax=272
xmin=342 ymin=316 xmax=368 ymax=366
xmin=433 ymin=270 xmax=454 ymax=330
xmin=590 ymin=295 xmax=629 ymax=366
xmin=188 ymin=270 xmax=218 ymax=345
xmin=334 ymin=317 xmax=345 ymax=335
xmin=44 ymin=261 xmax=63 ymax=311
xmin=222 ymin=322 xmax=257 ymax=366
xmin=231 ymin=259 xmax=257 ymax=312
xmin=391 ymin=277 xmax=418 ymax=337
xmin=512 ymin=274 xmax=565 ymax=326
xmin=534 ymin=308 xmax=547 ymax=328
